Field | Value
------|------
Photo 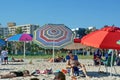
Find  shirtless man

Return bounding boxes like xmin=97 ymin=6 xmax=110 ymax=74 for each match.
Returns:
xmin=66 ymin=54 xmax=89 ymax=78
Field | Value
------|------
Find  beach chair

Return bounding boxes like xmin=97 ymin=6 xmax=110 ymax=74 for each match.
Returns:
xmin=66 ymin=66 xmax=83 ymax=77
xmin=73 ymin=67 xmax=83 ymax=76
xmin=98 ymin=55 xmax=117 ymax=74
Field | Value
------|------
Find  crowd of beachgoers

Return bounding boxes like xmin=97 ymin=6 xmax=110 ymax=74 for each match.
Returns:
xmin=0 ymin=58 xmax=120 ymax=80
xmin=0 ymin=48 xmax=120 ymax=80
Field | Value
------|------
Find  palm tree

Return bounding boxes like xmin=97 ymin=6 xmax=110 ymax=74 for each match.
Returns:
xmin=15 ymin=27 xmax=22 ymax=34
xmin=6 ymin=27 xmax=23 ymax=55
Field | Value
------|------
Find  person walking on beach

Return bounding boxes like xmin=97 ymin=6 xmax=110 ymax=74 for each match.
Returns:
xmin=0 ymin=48 xmax=5 ymax=64
xmin=2 ymin=48 xmax=9 ymax=64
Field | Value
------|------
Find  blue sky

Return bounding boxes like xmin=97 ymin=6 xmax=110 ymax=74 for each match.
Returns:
xmin=0 ymin=0 xmax=120 ymax=29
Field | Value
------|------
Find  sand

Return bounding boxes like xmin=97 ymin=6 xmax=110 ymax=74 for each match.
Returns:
xmin=0 ymin=59 xmax=120 ymax=80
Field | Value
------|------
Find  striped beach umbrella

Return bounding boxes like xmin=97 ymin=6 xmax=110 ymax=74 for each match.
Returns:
xmin=33 ymin=24 xmax=74 ymax=62
xmin=33 ymin=24 xmax=74 ymax=49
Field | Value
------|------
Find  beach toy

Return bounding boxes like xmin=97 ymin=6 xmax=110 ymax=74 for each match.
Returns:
xmin=61 ymin=69 xmax=67 ymax=74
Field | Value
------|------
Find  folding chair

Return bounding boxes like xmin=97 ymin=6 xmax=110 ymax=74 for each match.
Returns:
xmin=66 ymin=66 xmax=83 ymax=76
xmin=98 ymin=56 xmax=117 ymax=74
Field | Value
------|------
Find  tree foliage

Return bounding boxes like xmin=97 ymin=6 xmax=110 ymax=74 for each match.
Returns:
xmin=15 ymin=27 xmax=22 ymax=34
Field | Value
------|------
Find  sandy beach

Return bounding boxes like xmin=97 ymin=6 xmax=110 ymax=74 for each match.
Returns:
xmin=0 ymin=59 xmax=120 ymax=80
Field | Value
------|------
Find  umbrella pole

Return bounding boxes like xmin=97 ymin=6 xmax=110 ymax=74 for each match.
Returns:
xmin=110 ymin=49 xmax=114 ymax=76
xmin=15 ymin=42 xmax=17 ymax=55
xmin=53 ymin=40 xmax=55 ymax=63
xmin=24 ymin=41 xmax=26 ymax=59
xmin=74 ymin=43 xmax=76 ymax=55
xmin=7 ymin=41 xmax=8 ymax=47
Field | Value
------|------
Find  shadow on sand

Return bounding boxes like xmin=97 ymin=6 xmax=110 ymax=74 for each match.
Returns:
xmin=0 ymin=68 xmax=14 ymax=71
xmin=1 ymin=63 xmax=25 ymax=65
xmin=87 ymin=71 xmax=120 ymax=78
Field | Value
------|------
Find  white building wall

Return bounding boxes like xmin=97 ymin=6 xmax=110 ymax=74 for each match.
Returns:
xmin=8 ymin=24 xmax=39 ymax=35
xmin=0 ymin=27 xmax=9 ymax=38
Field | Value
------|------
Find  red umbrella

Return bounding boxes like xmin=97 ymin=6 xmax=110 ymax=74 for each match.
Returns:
xmin=81 ymin=26 xmax=120 ymax=76
xmin=81 ymin=26 xmax=120 ymax=49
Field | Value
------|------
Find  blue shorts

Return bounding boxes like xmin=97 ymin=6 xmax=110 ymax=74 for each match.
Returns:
xmin=73 ymin=66 xmax=79 ymax=71
xmin=4 ymin=57 xmax=8 ymax=60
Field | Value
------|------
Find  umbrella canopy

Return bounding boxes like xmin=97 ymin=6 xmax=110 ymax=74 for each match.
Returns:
xmin=0 ymin=39 xmax=6 ymax=46
xmin=6 ymin=33 xmax=32 ymax=41
xmin=6 ymin=33 xmax=33 ymax=58
xmin=33 ymin=24 xmax=74 ymax=49
xmin=81 ymin=26 xmax=120 ymax=49
xmin=81 ymin=26 xmax=120 ymax=76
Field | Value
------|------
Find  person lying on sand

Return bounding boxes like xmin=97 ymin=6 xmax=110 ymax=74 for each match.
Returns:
xmin=12 ymin=57 xmax=24 ymax=62
xmin=0 ymin=70 xmax=30 ymax=79
xmin=48 ymin=56 xmax=65 ymax=62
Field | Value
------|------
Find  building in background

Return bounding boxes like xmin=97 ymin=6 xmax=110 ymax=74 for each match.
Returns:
xmin=7 ymin=22 xmax=17 ymax=35
xmin=0 ymin=24 xmax=9 ymax=38
xmin=20 ymin=24 xmax=39 ymax=34
xmin=8 ymin=23 xmax=39 ymax=35
xmin=7 ymin=22 xmax=16 ymax=27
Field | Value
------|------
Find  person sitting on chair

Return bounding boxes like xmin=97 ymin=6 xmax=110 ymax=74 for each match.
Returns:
xmin=93 ymin=49 xmax=102 ymax=66
xmin=66 ymin=54 xmax=89 ymax=78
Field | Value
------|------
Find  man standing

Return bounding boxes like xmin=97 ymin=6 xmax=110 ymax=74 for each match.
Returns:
xmin=1 ymin=48 xmax=9 ymax=64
